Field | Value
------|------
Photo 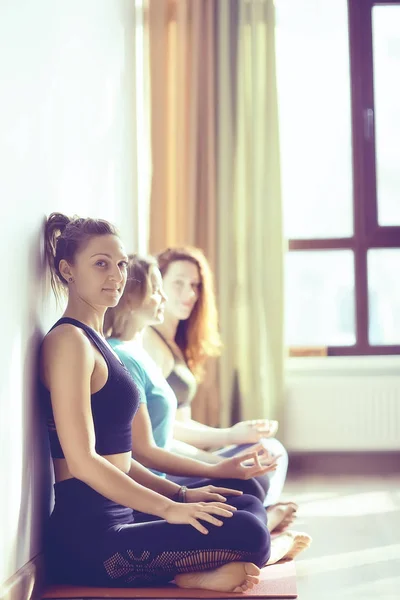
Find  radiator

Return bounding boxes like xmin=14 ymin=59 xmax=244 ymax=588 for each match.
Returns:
xmin=284 ymin=374 xmax=400 ymax=451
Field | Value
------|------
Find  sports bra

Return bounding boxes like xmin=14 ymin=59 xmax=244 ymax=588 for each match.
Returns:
xmin=40 ymin=317 xmax=140 ymax=459
xmin=150 ymin=327 xmax=197 ymax=408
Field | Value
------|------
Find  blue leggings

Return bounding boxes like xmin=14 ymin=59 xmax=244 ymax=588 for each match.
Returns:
xmin=45 ymin=478 xmax=271 ymax=587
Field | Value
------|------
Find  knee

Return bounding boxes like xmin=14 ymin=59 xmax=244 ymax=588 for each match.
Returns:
xmin=238 ymin=477 xmax=265 ymax=503
xmin=233 ymin=493 xmax=266 ymax=516
xmin=232 ymin=511 xmax=271 ymax=567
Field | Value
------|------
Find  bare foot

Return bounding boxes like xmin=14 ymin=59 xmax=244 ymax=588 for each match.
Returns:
xmin=175 ymin=562 xmax=260 ymax=593
xmin=266 ymin=530 xmax=312 ymax=565
xmin=266 ymin=503 xmax=297 ymax=532
xmin=277 ymin=501 xmax=299 ymax=511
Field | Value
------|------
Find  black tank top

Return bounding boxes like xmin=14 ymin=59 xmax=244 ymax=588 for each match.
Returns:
xmin=150 ymin=327 xmax=197 ymax=408
xmin=40 ymin=317 xmax=140 ymax=459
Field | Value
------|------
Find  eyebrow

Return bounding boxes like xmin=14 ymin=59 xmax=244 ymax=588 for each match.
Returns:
xmin=90 ymin=253 xmax=129 ymax=260
xmin=174 ymin=273 xmax=200 ymax=283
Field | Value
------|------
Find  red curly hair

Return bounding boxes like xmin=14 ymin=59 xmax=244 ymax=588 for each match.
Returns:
xmin=157 ymin=246 xmax=222 ymax=382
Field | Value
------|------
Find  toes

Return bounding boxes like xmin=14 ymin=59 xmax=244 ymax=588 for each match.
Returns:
xmin=246 ymin=574 xmax=260 ymax=584
xmin=245 ymin=562 xmax=261 ymax=576
xmin=234 ymin=581 xmax=255 ymax=593
xmin=245 ymin=580 xmax=255 ymax=590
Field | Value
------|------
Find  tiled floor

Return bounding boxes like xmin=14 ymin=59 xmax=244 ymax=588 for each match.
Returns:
xmin=282 ymin=473 xmax=400 ymax=600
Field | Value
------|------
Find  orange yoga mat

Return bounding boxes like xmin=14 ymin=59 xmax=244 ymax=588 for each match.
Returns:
xmin=41 ymin=561 xmax=297 ymax=599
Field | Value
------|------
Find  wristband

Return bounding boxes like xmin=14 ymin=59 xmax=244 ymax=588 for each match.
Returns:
xmin=178 ymin=485 xmax=188 ymax=503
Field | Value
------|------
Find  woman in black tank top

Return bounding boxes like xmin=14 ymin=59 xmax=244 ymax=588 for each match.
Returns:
xmin=40 ymin=213 xmax=277 ymax=591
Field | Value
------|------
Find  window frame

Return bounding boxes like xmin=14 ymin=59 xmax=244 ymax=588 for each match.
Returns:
xmin=288 ymin=0 xmax=400 ymax=356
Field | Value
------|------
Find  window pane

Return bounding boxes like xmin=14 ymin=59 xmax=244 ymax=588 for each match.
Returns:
xmin=368 ymin=249 xmax=400 ymax=345
xmin=372 ymin=5 xmax=400 ymax=226
xmin=276 ymin=0 xmax=353 ymax=239
xmin=285 ymin=250 xmax=355 ymax=346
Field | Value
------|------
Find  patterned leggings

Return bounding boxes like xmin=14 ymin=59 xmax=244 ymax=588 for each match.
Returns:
xmin=45 ymin=478 xmax=271 ymax=587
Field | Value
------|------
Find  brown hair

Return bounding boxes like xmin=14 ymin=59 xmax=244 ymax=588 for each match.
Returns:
xmin=104 ymin=254 xmax=158 ymax=339
xmin=157 ymin=246 xmax=222 ymax=381
xmin=44 ymin=212 xmax=118 ymax=304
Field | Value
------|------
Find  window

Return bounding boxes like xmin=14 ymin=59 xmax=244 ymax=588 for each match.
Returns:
xmin=276 ymin=0 xmax=400 ymax=355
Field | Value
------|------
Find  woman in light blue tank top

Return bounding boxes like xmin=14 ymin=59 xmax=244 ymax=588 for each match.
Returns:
xmin=104 ymin=255 xmax=306 ymax=540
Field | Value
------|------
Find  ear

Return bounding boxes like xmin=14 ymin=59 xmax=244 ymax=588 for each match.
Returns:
xmin=59 ymin=259 xmax=74 ymax=284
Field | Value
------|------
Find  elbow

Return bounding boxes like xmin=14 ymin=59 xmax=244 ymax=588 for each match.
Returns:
xmin=66 ymin=452 xmax=97 ymax=481
xmin=132 ymin=445 xmax=157 ymax=468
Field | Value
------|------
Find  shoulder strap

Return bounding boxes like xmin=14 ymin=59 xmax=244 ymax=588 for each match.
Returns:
xmin=150 ymin=327 xmax=187 ymax=363
xmin=50 ymin=317 xmax=111 ymax=366
xmin=151 ymin=326 xmax=177 ymax=355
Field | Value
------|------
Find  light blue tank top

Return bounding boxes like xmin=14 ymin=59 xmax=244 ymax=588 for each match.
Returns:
xmin=107 ymin=338 xmax=177 ymax=477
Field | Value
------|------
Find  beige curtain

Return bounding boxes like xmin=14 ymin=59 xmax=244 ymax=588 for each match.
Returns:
xmin=147 ymin=0 xmax=284 ymax=428
xmin=148 ymin=0 xmax=220 ymax=426
xmin=217 ymin=0 xmax=285 ymax=426
xmin=131 ymin=0 xmax=152 ymax=254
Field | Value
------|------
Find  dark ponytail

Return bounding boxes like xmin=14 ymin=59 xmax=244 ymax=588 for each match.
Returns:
xmin=44 ymin=212 xmax=118 ymax=303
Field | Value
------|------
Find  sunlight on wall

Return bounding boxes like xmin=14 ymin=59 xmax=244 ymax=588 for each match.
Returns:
xmin=0 ymin=0 xmax=143 ymax=587
xmin=0 ymin=335 xmax=23 ymax=582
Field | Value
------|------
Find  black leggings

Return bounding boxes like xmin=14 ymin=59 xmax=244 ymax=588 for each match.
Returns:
xmin=167 ymin=440 xmax=288 ymax=506
xmin=167 ymin=473 xmax=268 ymax=504
xmin=45 ymin=478 xmax=271 ymax=587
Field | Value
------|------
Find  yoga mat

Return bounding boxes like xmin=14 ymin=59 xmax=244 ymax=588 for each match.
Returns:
xmin=42 ymin=561 xmax=297 ymax=599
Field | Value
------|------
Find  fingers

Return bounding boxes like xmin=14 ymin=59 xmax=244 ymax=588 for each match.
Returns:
xmin=247 ymin=464 xmax=278 ymax=477
xmin=202 ymin=503 xmax=236 ymax=517
xmin=258 ymin=453 xmax=282 ymax=467
xmin=209 ymin=486 xmax=243 ymax=496
xmin=188 ymin=502 xmax=237 ymax=535
xmin=206 ymin=493 xmax=227 ymax=502
xmin=240 ymin=458 xmax=279 ymax=478
xmin=242 ymin=447 xmax=281 ymax=467
xmin=234 ymin=450 xmax=259 ymax=464
xmin=269 ymin=420 xmax=279 ymax=435
xmin=246 ymin=419 xmax=279 ymax=439
xmin=195 ymin=511 xmax=224 ymax=527
xmin=237 ymin=449 xmax=272 ymax=466
xmin=248 ymin=419 xmax=269 ymax=427
xmin=189 ymin=518 xmax=209 ymax=535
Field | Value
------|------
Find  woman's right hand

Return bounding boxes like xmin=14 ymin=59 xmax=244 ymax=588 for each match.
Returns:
xmin=163 ymin=501 xmax=237 ymax=534
xmin=211 ymin=444 xmax=280 ymax=480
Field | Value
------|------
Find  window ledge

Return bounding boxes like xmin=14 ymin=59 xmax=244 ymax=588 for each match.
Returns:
xmin=285 ymin=355 xmax=400 ymax=376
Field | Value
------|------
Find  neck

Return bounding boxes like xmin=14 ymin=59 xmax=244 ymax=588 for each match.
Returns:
xmin=63 ymin=299 xmax=106 ymax=336
xmin=117 ymin=315 xmax=146 ymax=346
xmin=154 ymin=312 xmax=179 ymax=341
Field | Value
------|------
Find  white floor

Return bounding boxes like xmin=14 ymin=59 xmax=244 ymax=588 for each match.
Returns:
xmin=282 ymin=474 xmax=400 ymax=600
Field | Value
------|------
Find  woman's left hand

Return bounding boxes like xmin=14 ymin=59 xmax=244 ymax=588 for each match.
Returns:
xmin=228 ymin=419 xmax=279 ymax=444
xmin=185 ymin=485 xmax=243 ymax=503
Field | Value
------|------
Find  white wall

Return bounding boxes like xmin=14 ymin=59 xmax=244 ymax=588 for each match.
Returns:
xmin=0 ymin=0 xmax=146 ymax=586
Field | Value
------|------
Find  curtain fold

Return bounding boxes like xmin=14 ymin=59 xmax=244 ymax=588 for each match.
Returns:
xmin=147 ymin=0 xmax=284 ymax=427
xmin=217 ymin=0 xmax=284 ymax=426
xmin=148 ymin=0 xmax=220 ymax=426
xmin=126 ymin=0 xmax=152 ymax=254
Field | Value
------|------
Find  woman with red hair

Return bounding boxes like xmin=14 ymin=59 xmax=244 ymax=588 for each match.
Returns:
xmin=144 ymin=246 xmax=295 ymax=522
